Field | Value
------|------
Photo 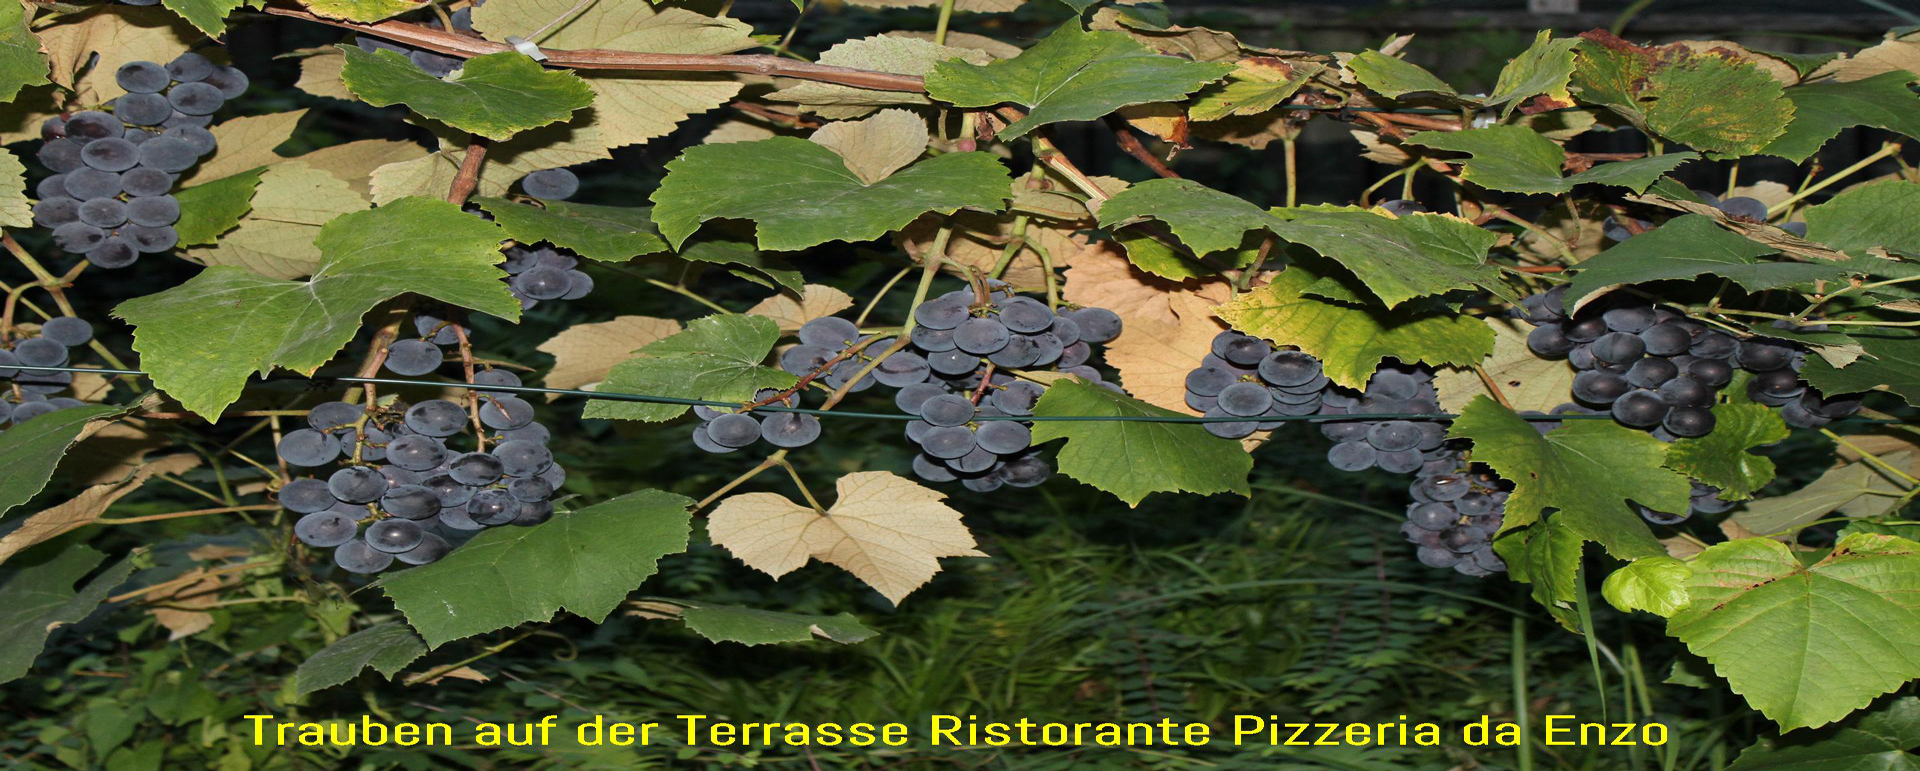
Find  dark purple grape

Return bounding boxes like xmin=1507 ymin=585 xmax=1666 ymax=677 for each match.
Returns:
xmin=116 ymin=60 xmax=170 ymax=93
xmin=521 ymin=168 xmax=579 ymax=200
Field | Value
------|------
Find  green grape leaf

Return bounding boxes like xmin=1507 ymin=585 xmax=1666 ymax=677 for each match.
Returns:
xmin=1668 ymin=533 xmax=1920 ymax=730
xmin=1726 ymin=724 xmax=1920 ymax=771
xmin=668 ymin=602 xmax=878 ymax=645
xmin=1493 ymin=515 xmax=1584 ymax=629
xmin=582 ymin=314 xmax=796 ymax=422
xmin=173 ymin=167 xmax=261 ymax=247
xmin=1734 ymin=458 xmax=1913 ymax=535
xmin=1266 ymin=205 xmax=1508 ymax=308
xmin=292 ymin=622 xmax=427 ymax=695
xmin=1602 ymin=556 xmax=1692 ymax=618
xmin=160 ymin=0 xmax=247 ymax=36
xmin=0 ymin=547 xmax=133 ymax=684
xmin=1664 ymin=402 xmax=1790 ymax=500
xmin=0 ymin=148 xmax=31 ymax=228
xmin=1097 ymin=178 xmax=1274 ymax=256
xmin=1347 ymin=50 xmax=1460 ymax=99
xmin=1804 ymin=179 xmax=1920 ymax=261
xmin=1029 ymin=379 xmax=1252 ymax=507
xmin=298 ymin=0 xmax=416 ymax=23
xmin=1760 ymin=71 xmax=1920 ymax=163
xmin=1800 ymin=330 xmax=1920 ymax=408
xmin=677 ymin=239 xmax=804 ymax=294
xmin=114 ymin=197 xmax=518 ymax=419
xmin=0 ymin=0 xmax=48 ymax=108
xmin=338 ymin=46 xmax=595 ymax=141
xmin=1113 ymin=229 xmax=1255 ymax=281
xmin=1641 ymin=51 xmax=1794 ymax=157
xmin=1567 ymin=215 xmax=1852 ymax=312
xmin=1406 ymin=125 xmax=1697 ymax=195
xmin=1215 ymin=266 xmax=1496 ymax=389
xmin=474 ymin=197 xmax=669 ymax=263
xmin=1188 ymin=60 xmax=1320 ymax=122
xmin=382 ymin=489 xmax=693 ymax=648
xmin=1485 ymin=31 xmax=1579 ymax=116
xmin=650 ymin=138 xmax=1009 ymax=251
xmin=1449 ymin=396 xmax=1683 ymax=559
xmin=923 ymin=23 xmax=1232 ymax=139
xmin=0 ymin=405 xmax=124 ymax=520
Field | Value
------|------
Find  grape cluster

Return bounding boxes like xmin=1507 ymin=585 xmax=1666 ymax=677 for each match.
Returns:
xmin=1182 ymin=331 xmax=1338 ymax=441
xmin=500 ymin=244 xmax=594 ymax=310
xmin=1519 ymin=287 xmax=1729 ymax=439
xmin=0 ymin=316 xmax=98 ymax=427
xmin=1403 ymin=448 xmax=1510 ymax=576
xmin=280 ymin=393 xmax=564 ymax=574
xmin=1633 ymin=480 xmax=1738 ymax=526
xmin=1605 ymin=192 xmax=1807 ymax=240
xmin=1313 ymin=365 xmax=1452 ymax=473
xmin=1739 ymin=325 xmax=1864 ymax=429
xmin=356 ymin=6 xmax=476 ymax=78
xmin=691 ymin=388 xmax=823 ymax=452
xmin=741 ymin=284 xmax=1123 ymax=492
xmin=32 ymin=53 xmax=242 ymax=268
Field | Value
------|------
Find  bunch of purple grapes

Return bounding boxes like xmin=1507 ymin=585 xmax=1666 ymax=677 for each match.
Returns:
xmin=1404 ymin=448 xmax=1509 ymax=576
xmin=741 ymin=282 xmax=1123 ymax=492
xmin=691 ymin=388 xmax=822 ymax=453
xmin=499 ymin=244 xmax=593 ymax=310
xmin=1182 ymin=331 xmax=1337 ymax=441
xmin=279 ymin=389 xmax=565 ymax=574
xmin=0 ymin=316 xmax=100 ymax=427
xmin=31 ymin=53 xmax=243 ymax=268
xmin=1519 ymin=287 xmax=1729 ymax=438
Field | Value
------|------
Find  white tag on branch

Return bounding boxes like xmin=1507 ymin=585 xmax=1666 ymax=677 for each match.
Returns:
xmin=708 ymin=471 xmax=986 ymax=605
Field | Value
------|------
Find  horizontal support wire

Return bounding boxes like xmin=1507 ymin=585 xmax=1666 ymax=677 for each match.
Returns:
xmin=10 ymin=364 xmax=1907 ymax=426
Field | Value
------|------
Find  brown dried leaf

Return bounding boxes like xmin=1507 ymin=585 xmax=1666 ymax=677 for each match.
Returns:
xmin=1104 ymin=292 xmax=1225 ymax=415
xmin=746 ymin=285 xmax=855 ymax=330
xmin=37 ymin=6 xmax=196 ymax=104
xmin=0 ymin=453 xmax=200 ymax=566
xmin=535 ymin=316 xmax=682 ymax=397
xmin=1626 ymin=194 xmax=1852 ymax=262
xmin=707 ymin=471 xmax=986 ymax=605
xmin=1061 ymin=242 xmax=1235 ymax=329
xmin=1808 ymin=33 xmax=1920 ymax=83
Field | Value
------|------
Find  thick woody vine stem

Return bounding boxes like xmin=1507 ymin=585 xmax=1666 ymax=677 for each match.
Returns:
xmin=261 ymin=7 xmax=928 ymax=92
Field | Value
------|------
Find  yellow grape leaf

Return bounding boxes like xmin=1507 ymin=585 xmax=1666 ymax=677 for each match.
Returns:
xmin=289 ymin=45 xmax=354 ymax=102
xmin=287 ymin=140 xmax=431 ymax=199
xmin=746 ymin=285 xmax=854 ymax=330
xmin=1433 ymin=318 xmax=1579 ymax=414
xmin=1061 ymin=242 xmax=1235 ymax=328
xmin=1808 ymin=32 xmax=1920 ymax=83
xmin=0 ymin=453 xmax=199 ymax=566
xmin=809 ymin=109 xmax=928 ymax=185
xmin=299 ymin=0 xmax=416 ymax=23
xmin=472 ymin=0 xmax=751 ymax=150
xmin=181 ymin=110 xmax=310 ymax=187
xmin=1106 ymin=292 xmax=1225 ymax=414
xmin=707 ymin=471 xmax=986 ymax=605
xmin=38 ymin=6 xmax=196 ymax=104
xmin=183 ymin=162 xmax=369 ymax=280
xmin=535 ymin=315 xmax=683 ymax=396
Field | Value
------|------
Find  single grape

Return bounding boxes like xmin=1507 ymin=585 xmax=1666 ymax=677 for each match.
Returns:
xmin=1610 ymin=389 xmax=1668 ymax=428
xmin=1662 ymin=406 xmax=1716 ymax=438
xmin=383 ymin=338 xmax=443 ymax=376
xmin=914 ymin=296 xmax=971 ymax=330
xmin=991 ymin=381 xmax=1044 ymax=416
xmin=124 ymin=195 xmax=180 ymax=227
xmin=78 ymin=197 xmax=127 ymax=228
xmin=506 ymin=477 xmax=554 ymax=504
xmin=167 ymin=52 xmax=214 ymax=82
xmin=163 ymin=125 xmax=217 ymax=156
xmin=449 ymin=452 xmax=505 ymax=486
xmin=295 ymin=511 xmax=359 ymax=547
xmin=521 ymin=168 xmax=580 ymax=200
xmin=946 ymin=446 xmax=997 ymax=474
xmin=1527 ymin=323 xmax=1576 ymax=357
xmin=1202 ymin=407 xmax=1256 ymax=439
xmin=365 ymin=519 xmax=425 ymax=554
xmin=1602 ymin=306 xmax=1657 ymax=334
xmin=797 ymin=317 xmax=859 ymax=349
xmin=116 ymin=91 xmax=175 ymax=127
xmin=1327 ymin=441 xmax=1377 ymax=471
xmin=1216 ymin=381 xmax=1272 ymax=417
xmin=468 ymin=368 xmax=521 ymax=398
xmin=203 ymin=65 xmax=250 ymax=98
xmin=491 ymin=440 xmax=553 ymax=476
xmin=1572 ymin=370 xmax=1630 ymax=404
xmin=86 ymin=237 xmax=139 ymax=268
xmin=1212 ymin=331 xmax=1271 ymax=367
xmin=116 ymin=60 xmax=171 ymax=93
xmin=1184 ymin=366 xmax=1236 ymax=397
xmin=405 ymin=399 xmax=467 ymax=436
xmin=918 ymin=426 xmax=976 ymax=459
xmin=1715 ymin=196 xmax=1768 ymax=220
xmin=377 ymin=465 xmax=420 ymax=488
xmin=422 ymin=474 xmax=474 ymax=507
xmin=468 ymin=489 xmax=521 ymax=526
xmin=921 ymin=394 xmax=976 ymax=427
xmin=39 ymin=317 xmax=93 ymax=347
xmin=1625 ymin=357 xmax=1678 ymax=388
xmin=122 ymin=224 xmax=178 ymax=253
xmin=1366 ymin=421 xmax=1422 ymax=453
xmin=691 ymin=424 xmax=736 ymax=454
xmin=953 ymin=318 xmax=1011 ymax=354
xmin=333 ymin=540 xmax=394 ymax=574
xmin=385 ymin=434 xmax=447 ymax=471
xmin=760 ymin=413 xmax=822 ymax=448
xmin=896 ymin=382 xmax=949 ymax=415
xmin=277 ymin=428 xmax=341 ymax=467
xmin=561 ymin=270 xmax=594 ymax=300
xmin=707 ymin=413 xmax=762 ymax=447
xmin=1750 ymin=368 xmax=1805 ymax=400
xmin=512 ymin=267 xmax=572 ymax=301
xmin=380 ymin=484 xmax=442 ymax=519
xmin=1590 ymin=332 xmax=1646 ymax=366
xmin=64 ymin=111 xmax=120 ymax=143
xmin=1058 ymin=341 xmax=1092 ymax=368
xmin=329 ymin=467 xmax=388 ymax=504
xmin=1689 ymin=332 xmax=1738 ymax=359
xmin=168 ymin=81 xmax=225 ymax=115
xmin=1071 ymin=307 xmax=1123 ymax=343
xmin=998 ymin=297 xmax=1053 ymax=334
xmin=987 ymin=336 xmax=1041 ymax=368
xmin=1737 ymin=340 xmax=1794 ymax=373
xmin=913 ymin=453 xmax=959 ymax=482
xmin=137 ymin=136 xmax=199 ymax=173
xmin=1656 ymin=376 xmax=1712 ymax=407
xmin=280 ymin=478 xmax=339 ymax=514
xmin=975 ymin=420 xmax=1031 ymax=454
xmin=926 ymin=349 xmax=980 ymax=376
xmin=396 ymin=533 xmax=452 ymax=565
xmin=1366 ymin=370 xmax=1420 ymax=402
xmin=33 ymin=198 xmax=80 ymax=229
xmin=120 ymin=167 xmax=176 ymax=197
xmin=1639 ymin=323 xmax=1691 ymax=356
xmin=874 ymin=351 xmax=931 ymax=387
